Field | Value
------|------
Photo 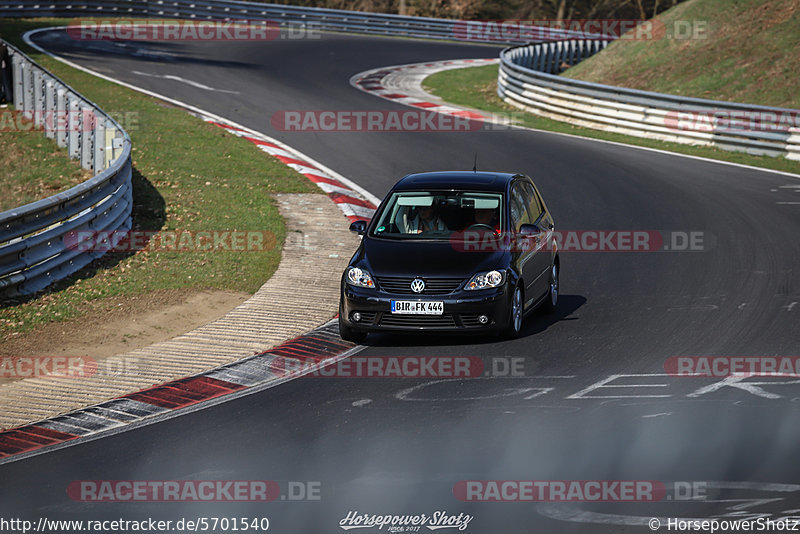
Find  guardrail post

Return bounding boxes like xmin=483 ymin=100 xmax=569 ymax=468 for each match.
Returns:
xmin=577 ymin=40 xmax=586 ymax=63
xmin=44 ymin=80 xmax=55 ymax=139
xmin=521 ymin=47 xmax=532 ymax=69
xmin=553 ymin=41 xmax=565 ymax=73
xmin=112 ymin=131 xmax=124 ymax=163
xmin=56 ymin=87 xmax=67 ymax=147
xmin=80 ymin=106 xmax=94 ymax=171
xmin=94 ymin=114 xmax=106 ymax=171
xmin=22 ymin=59 xmax=33 ymax=119
xmin=566 ymin=41 xmax=577 ymax=68
xmin=33 ymin=70 xmax=43 ymax=127
xmin=105 ymin=119 xmax=116 ymax=167
xmin=12 ymin=52 xmax=23 ymax=108
xmin=541 ymin=43 xmax=552 ymax=73
xmin=67 ymin=95 xmax=80 ymax=160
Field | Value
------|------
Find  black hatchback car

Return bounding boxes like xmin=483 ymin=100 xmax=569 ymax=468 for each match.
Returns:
xmin=339 ymin=171 xmax=558 ymax=342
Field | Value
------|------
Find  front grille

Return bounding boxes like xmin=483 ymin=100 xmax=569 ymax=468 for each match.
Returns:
xmin=379 ymin=313 xmax=457 ymax=328
xmin=375 ymin=276 xmax=464 ymax=295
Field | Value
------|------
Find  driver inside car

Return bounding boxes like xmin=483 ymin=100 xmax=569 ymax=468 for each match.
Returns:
xmin=405 ymin=204 xmax=447 ymax=234
xmin=471 ymin=207 xmax=501 ymax=234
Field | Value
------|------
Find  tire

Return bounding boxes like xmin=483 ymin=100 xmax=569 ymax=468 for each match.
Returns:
xmin=541 ymin=262 xmax=559 ymax=314
xmin=339 ymin=313 xmax=367 ymax=343
xmin=502 ymin=284 xmax=524 ymax=339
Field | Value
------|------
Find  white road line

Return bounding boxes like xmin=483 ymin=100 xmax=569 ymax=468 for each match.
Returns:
xmin=337 ymin=203 xmax=377 ymax=218
xmin=687 ymin=376 xmax=800 ymax=400
xmin=567 ymin=374 xmax=672 ymax=400
xmin=132 ymin=70 xmax=240 ymax=94
xmin=314 ymin=181 xmax=365 ymax=196
xmin=23 ymin=26 xmax=382 ymax=209
xmin=255 ymin=146 xmax=294 ymax=159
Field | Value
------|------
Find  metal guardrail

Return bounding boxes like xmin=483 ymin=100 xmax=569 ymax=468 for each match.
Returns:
xmin=0 ymin=40 xmax=132 ymax=298
xmin=498 ymin=42 xmax=800 ymax=160
xmin=0 ymin=2 xmax=602 ymax=300
xmin=6 ymin=2 xmax=793 ymax=301
xmin=0 ymin=0 xmax=597 ymax=45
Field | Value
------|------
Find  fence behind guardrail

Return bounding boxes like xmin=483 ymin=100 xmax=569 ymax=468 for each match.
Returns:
xmin=0 ymin=40 xmax=132 ymax=299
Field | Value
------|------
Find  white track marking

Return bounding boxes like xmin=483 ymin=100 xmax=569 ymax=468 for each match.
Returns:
xmin=688 ymin=376 xmax=800 ymax=400
xmin=23 ymin=26 xmax=382 ymax=208
xmin=132 ymin=70 xmax=240 ymax=93
xmin=567 ymin=374 xmax=672 ymax=400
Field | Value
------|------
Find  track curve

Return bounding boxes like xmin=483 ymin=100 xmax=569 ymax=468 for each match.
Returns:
xmin=1 ymin=29 xmax=799 ymax=532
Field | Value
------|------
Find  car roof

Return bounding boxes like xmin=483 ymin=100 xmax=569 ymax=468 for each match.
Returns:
xmin=391 ymin=171 xmax=523 ymax=192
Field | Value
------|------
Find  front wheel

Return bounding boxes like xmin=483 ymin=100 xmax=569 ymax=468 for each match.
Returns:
xmin=502 ymin=284 xmax=524 ymax=339
xmin=541 ymin=262 xmax=559 ymax=314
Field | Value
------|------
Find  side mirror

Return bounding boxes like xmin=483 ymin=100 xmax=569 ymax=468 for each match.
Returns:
xmin=518 ymin=223 xmax=542 ymax=236
xmin=349 ymin=220 xmax=367 ymax=235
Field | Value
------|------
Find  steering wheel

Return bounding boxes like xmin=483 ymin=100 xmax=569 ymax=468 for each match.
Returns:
xmin=466 ymin=224 xmax=495 ymax=231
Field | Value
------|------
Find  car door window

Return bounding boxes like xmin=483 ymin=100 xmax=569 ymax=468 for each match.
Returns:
xmin=521 ymin=182 xmax=543 ymax=222
xmin=510 ymin=184 xmax=532 ymax=230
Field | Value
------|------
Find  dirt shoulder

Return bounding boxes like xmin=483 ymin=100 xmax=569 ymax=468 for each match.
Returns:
xmin=0 ymin=288 xmax=251 ymax=360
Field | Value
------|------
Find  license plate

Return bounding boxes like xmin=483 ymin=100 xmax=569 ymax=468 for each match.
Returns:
xmin=391 ymin=301 xmax=444 ymax=315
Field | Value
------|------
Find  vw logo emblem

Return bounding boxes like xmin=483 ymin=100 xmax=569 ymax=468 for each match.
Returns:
xmin=410 ymin=278 xmax=425 ymax=293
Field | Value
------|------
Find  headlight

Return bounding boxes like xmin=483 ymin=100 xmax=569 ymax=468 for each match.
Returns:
xmin=465 ymin=270 xmax=505 ymax=290
xmin=346 ymin=267 xmax=375 ymax=288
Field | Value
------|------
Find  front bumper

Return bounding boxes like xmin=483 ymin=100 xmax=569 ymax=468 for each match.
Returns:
xmin=340 ymin=283 xmax=512 ymax=333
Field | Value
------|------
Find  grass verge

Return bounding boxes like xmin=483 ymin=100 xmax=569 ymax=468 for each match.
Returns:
xmin=563 ymin=0 xmax=800 ymax=109
xmin=423 ymin=64 xmax=800 ymax=176
xmin=0 ymin=18 xmax=318 ymax=341
xmin=0 ymin=112 xmax=91 ymax=211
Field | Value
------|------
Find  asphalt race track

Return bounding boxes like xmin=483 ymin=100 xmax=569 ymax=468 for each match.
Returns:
xmin=1 ymin=29 xmax=799 ymax=532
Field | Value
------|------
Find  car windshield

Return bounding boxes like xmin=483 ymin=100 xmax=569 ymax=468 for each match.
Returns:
xmin=370 ymin=191 xmax=503 ymax=240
